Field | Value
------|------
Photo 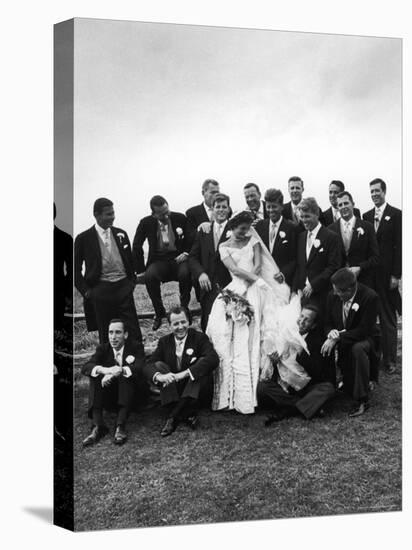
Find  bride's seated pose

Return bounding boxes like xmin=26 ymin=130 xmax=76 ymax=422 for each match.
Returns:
xmin=206 ymin=211 xmax=307 ymax=414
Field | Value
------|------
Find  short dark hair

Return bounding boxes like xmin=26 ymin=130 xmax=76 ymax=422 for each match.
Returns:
xmin=108 ymin=318 xmax=128 ymax=332
xmin=227 ymin=210 xmax=254 ymax=230
xmin=167 ymin=305 xmax=192 ymax=325
xmin=331 ymin=268 xmax=357 ymax=290
xmin=243 ymin=182 xmax=261 ymax=194
xmin=369 ymin=178 xmax=387 ymax=193
xmin=202 ymin=179 xmax=219 ymax=193
xmin=336 ymin=191 xmax=354 ymax=204
xmin=212 ymin=193 xmax=230 ymax=207
xmin=150 ymin=195 xmax=168 ymax=211
xmin=330 ymin=180 xmax=345 ymax=192
xmin=301 ymin=303 xmax=320 ymax=320
xmin=298 ymin=197 xmax=320 ymax=217
xmin=288 ymin=176 xmax=303 ymax=186
xmin=93 ymin=197 xmax=113 ymax=215
xmin=264 ymin=188 xmax=284 ymax=205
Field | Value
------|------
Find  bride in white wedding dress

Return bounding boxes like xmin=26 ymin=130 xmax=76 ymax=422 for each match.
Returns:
xmin=206 ymin=211 xmax=310 ymax=414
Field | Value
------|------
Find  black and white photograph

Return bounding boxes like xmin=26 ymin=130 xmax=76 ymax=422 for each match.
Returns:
xmin=52 ymin=16 xmax=403 ymax=532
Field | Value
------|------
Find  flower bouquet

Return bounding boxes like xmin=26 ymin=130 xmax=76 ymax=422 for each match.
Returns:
xmin=216 ymin=286 xmax=254 ymax=325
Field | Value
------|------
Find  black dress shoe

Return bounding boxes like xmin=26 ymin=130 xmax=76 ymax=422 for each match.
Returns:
xmin=349 ymin=401 xmax=370 ymax=418
xmin=264 ymin=411 xmax=287 ymax=426
xmin=82 ymin=425 xmax=109 ymax=447
xmin=161 ymin=417 xmax=177 ymax=437
xmin=113 ymin=425 xmax=128 ymax=445
xmin=152 ymin=316 xmax=163 ymax=331
xmin=185 ymin=415 xmax=199 ymax=430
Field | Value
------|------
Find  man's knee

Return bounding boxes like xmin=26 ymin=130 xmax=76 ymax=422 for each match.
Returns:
xmin=145 ymin=264 xmax=162 ymax=284
xmin=351 ymin=341 xmax=369 ymax=359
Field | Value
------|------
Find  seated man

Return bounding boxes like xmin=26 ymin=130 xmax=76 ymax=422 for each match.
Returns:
xmin=144 ymin=306 xmax=219 ymax=436
xmin=257 ymin=304 xmax=336 ymax=423
xmin=321 ymin=268 xmax=380 ymax=417
xmin=132 ymin=195 xmax=192 ymax=331
xmin=81 ymin=318 xmax=145 ymax=446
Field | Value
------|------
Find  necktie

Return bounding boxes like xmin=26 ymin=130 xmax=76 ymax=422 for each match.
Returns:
xmin=342 ymin=222 xmax=352 ymax=254
xmin=374 ymin=209 xmax=381 ymax=232
xmin=343 ymin=301 xmax=351 ymax=327
xmin=214 ymin=224 xmax=222 ymax=251
xmin=176 ymin=339 xmax=184 ymax=371
xmin=103 ymin=229 xmax=111 ymax=249
xmin=292 ymin=206 xmax=298 ymax=223
xmin=115 ymin=351 xmax=122 ymax=366
xmin=270 ymin=223 xmax=277 ymax=251
xmin=306 ymin=231 xmax=313 ymax=259
xmin=160 ymin=223 xmax=169 ymax=246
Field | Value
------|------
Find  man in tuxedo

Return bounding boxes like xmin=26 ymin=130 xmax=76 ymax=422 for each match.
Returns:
xmin=133 ymin=195 xmax=192 ymax=331
xmin=75 ymin=198 xmax=142 ymax=344
xmin=328 ymin=191 xmax=379 ymax=289
xmin=186 ymin=179 xmax=220 ymax=249
xmin=144 ymin=306 xmax=219 ymax=436
xmin=320 ymin=180 xmax=361 ymax=226
xmin=282 ymin=176 xmax=305 ymax=230
xmin=363 ymin=178 xmax=402 ymax=374
xmin=54 ymin=203 xmax=73 ymax=330
xmin=81 ymin=319 xmax=146 ymax=446
xmin=255 ymin=188 xmax=297 ymax=287
xmin=292 ymin=197 xmax=341 ymax=309
xmin=243 ymin=182 xmax=268 ymax=224
xmin=257 ymin=304 xmax=336 ymax=422
xmin=188 ymin=193 xmax=232 ymax=331
xmin=321 ymin=268 xmax=380 ymax=417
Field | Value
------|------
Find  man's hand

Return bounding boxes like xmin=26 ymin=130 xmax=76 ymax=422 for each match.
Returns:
xmin=101 ymin=374 xmax=114 ymax=387
xmin=109 ymin=366 xmax=123 ymax=377
xmin=321 ymin=338 xmax=337 ymax=357
xmin=156 ymin=373 xmax=176 ymax=386
xmin=175 ymin=253 xmax=188 ymax=264
xmin=174 ymin=370 xmax=189 ymax=382
xmin=269 ymin=351 xmax=280 ymax=364
xmin=390 ymin=276 xmax=400 ymax=290
xmin=274 ymin=272 xmax=285 ymax=284
xmin=349 ymin=266 xmax=361 ymax=278
xmin=302 ymin=283 xmax=313 ymax=298
xmin=198 ymin=221 xmax=212 ymax=233
xmin=327 ymin=329 xmax=340 ymax=341
xmin=199 ymin=273 xmax=212 ymax=292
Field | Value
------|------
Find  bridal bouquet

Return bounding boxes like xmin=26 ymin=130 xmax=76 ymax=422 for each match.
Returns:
xmin=217 ymin=287 xmax=254 ymax=325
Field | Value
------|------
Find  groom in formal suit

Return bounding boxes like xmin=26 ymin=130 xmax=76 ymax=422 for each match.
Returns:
xmin=282 ymin=176 xmax=306 ymax=233
xmin=74 ymin=197 xmax=142 ymax=344
xmin=81 ymin=319 xmax=146 ymax=446
xmin=327 ymin=191 xmax=379 ymax=289
xmin=321 ymin=268 xmax=380 ymax=417
xmin=188 ymin=193 xmax=232 ymax=331
xmin=363 ymin=178 xmax=402 ymax=375
xmin=292 ymin=197 xmax=341 ymax=310
xmin=255 ymin=188 xmax=297 ymax=287
xmin=132 ymin=195 xmax=192 ymax=331
xmin=257 ymin=304 xmax=336 ymax=422
xmin=144 ymin=306 xmax=219 ymax=436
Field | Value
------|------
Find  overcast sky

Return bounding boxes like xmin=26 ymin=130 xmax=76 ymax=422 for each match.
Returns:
xmin=59 ymin=18 xmax=401 ymax=237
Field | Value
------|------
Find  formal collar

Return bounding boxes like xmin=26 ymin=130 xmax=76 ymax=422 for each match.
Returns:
xmin=375 ymin=201 xmax=387 ymax=214
xmin=203 ymin=202 xmax=214 ymax=220
xmin=246 ymin=201 xmax=264 ymax=219
xmin=174 ymin=333 xmax=189 ymax=352
xmin=340 ymin=215 xmax=356 ymax=230
xmin=111 ymin=345 xmax=125 ymax=358
xmin=308 ymin=222 xmax=322 ymax=239
xmin=95 ymin=223 xmax=111 ymax=238
xmin=270 ymin=216 xmax=283 ymax=230
xmin=214 ymin=219 xmax=228 ymax=230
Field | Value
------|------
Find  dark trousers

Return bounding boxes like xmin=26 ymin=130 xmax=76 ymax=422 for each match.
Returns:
xmin=91 ymin=278 xmax=142 ymax=344
xmin=257 ymin=379 xmax=335 ymax=419
xmin=200 ymin=289 xmax=219 ymax=333
xmin=145 ymin=259 xmax=191 ymax=317
xmin=88 ymin=375 xmax=136 ymax=425
xmin=340 ymin=339 xmax=374 ymax=402
xmin=377 ymin=284 xmax=400 ymax=368
xmin=152 ymin=360 xmax=213 ymax=417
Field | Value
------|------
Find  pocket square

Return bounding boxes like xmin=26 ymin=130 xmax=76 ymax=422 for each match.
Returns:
xmin=319 ymin=248 xmax=324 ymax=253
xmin=190 ymin=357 xmax=197 ymax=364
xmin=123 ymin=244 xmax=129 ymax=249
xmin=282 ymin=240 xmax=288 ymax=244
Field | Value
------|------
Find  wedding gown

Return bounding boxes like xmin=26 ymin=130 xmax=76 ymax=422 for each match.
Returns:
xmin=206 ymin=231 xmax=310 ymax=414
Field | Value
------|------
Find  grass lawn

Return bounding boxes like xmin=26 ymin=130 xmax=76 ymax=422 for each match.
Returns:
xmin=70 ymin=283 xmax=402 ymax=531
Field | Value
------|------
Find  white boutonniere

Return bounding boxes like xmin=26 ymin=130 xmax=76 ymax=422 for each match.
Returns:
xmin=125 ymin=355 xmax=135 ymax=364
xmin=385 ymin=216 xmax=390 ymax=221
xmin=226 ymin=230 xmax=233 ymax=238
xmin=186 ymin=348 xmax=194 ymax=356
xmin=313 ymin=239 xmax=321 ymax=249
xmin=319 ymin=247 xmax=324 ymax=253
xmin=190 ymin=357 xmax=197 ymax=364
xmin=356 ymin=227 xmax=365 ymax=237
xmin=279 ymin=231 xmax=286 ymax=239
xmin=282 ymin=240 xmax=288 ymax=244
xmin=117 ymin=232 xmax=125 ymax=242
xmin=352 ymin=303 xmax=359 ymax=312
xmin=123 ymin=244 xmax=129 ymax=249
xmin=175 ymin=227 xmax=183 ymax=237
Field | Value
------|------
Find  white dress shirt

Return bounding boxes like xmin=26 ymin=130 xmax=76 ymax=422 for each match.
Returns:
xmin=332 ymin=207 xmax=341 ymax=222
xmin=306 ymin=222 xmax=322 ymax=260
xmin=95 ymin=223 xmax=112 ymax=251
xmin=374 ymin=201 xmax=387 ymax=231
xmin=203 ymin=202 xmax=213 ymax=221
xmin=214 ymin=220 xmax=228 ymax=250
xmin=339 ymin=215 xmax=356 ymax=253
xmin=91 ymin=345 xmax=132 ymax=378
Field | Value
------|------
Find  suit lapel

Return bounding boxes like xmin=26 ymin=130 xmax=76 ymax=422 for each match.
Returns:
xmin=347 ymin=218 xmax=360 ymax=256
xmin=181 ymin=329 xmax=195 ymax=370
xmin=90 ymin=226 xmax=102 ymax=264
xmin=345 ymin=288 xmax=361 ymax=330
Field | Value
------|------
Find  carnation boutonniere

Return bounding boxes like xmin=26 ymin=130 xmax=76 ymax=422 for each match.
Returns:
xmin=186 ymin=348 xmax=194 ymax=356
xmin=313 ymin=239 xmax=321 ymax=249
xmin=117 ymin=232 xmax=125 ymax=242
xmin=282 ymin=240 xmax=288 ymax=244
xmin=318 ymin=247 xmax=324 ymax=253
xmin=279 ymin=231 xmax=286 ymax=239
xmin=352 ymin=303 xmax=359 ymax=312
xmin=356 ymin=227 xmax=365 ymax=237
xmin=385 ymin=216 xmax=391 ymax=221
xmin=125 ymin=355 xmax=135 ymax=364
xmin=175 ymin=227 xmax=183 ymax=237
